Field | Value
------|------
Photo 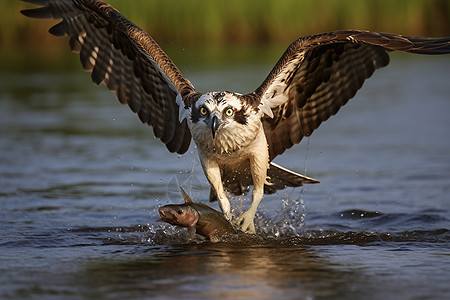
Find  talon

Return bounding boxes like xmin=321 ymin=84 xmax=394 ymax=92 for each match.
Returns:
xmin=224 ymin=211 xmax=233 ymax=222
xmin=237 ymin=212 xmax=256 ymax=234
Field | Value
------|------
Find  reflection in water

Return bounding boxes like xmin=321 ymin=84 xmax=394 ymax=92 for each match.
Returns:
xmin=68 ymin=221 xmax=449 ymax=299
xmin=78 ymin=243 xmax=361 ymax=299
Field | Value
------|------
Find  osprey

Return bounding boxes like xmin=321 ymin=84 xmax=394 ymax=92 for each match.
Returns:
xmin=22 ymin=0 xmax=450 ymax=233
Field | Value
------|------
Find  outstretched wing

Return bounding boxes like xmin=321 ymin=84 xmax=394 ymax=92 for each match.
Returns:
xmin=253 ymin=30 xmax=450 ymax=160
xmin=21 ymin=0 xmax=195 ymax=154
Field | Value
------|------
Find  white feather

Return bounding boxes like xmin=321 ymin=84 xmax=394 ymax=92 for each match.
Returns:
xmin=260 ymin=53 xmax=305 ymax=111
xmin=259 ymin=99 xmax=274 ymax=118
xmin=177 ymin=93 xmax=188 ymax=122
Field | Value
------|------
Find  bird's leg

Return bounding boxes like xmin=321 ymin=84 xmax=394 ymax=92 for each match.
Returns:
xmin=238 ymin=188 xmax=263 ymax=234
xmin=238 ymin=163 xmax=265 ymax=233
xmin=200 ymin=156 xmax=232 ymax=220
xmin=238 ymin=134 xmax=269 ymax=234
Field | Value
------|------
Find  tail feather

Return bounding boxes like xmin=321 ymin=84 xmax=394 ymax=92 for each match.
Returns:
xmin=209 ymin=162 xmax=319 ymax=202
xmin=264 ymin=162 xmax=319 ymax=194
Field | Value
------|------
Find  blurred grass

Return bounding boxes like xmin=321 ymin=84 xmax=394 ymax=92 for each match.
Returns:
xmin=2 ymin=0 xmax=450 ymax=71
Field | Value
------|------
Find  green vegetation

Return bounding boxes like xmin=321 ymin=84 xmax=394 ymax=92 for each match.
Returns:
xmin=2 ymin=0 xmax=449 ymax=70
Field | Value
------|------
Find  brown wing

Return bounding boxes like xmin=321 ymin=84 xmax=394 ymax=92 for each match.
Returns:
xmin=252 ymin=30 xmax=450 ymax=160
xmin=21 ymin=0 xmax=196 ymax=154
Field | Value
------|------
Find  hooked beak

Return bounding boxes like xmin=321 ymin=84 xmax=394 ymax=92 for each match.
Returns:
xmin=211 ymin=115 xmax=221 ymax=139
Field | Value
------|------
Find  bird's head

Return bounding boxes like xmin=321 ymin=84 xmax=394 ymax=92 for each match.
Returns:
xmin=192 ymin=92 xmax=244 ymax=139
xmin=188 ymin=92 xmax=261 ymax=153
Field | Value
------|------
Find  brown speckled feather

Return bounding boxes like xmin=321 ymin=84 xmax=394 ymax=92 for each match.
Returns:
xmin=252 ymin=30 xmax=450 ymax=160
xmin=21 ymin=0 xmax=195 ymax=154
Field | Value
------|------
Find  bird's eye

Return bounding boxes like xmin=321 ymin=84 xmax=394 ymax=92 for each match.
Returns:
xmin=177 ymin=209 xmax=184 ymax=214
xmin=199 ymin=106 xmax=208 ymax=116
xmin=225 ymin=108 xmax=234 ymax=117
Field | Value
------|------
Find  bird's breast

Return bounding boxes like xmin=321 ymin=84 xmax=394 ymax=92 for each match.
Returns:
xmin=206 ymin=122 xmax=262 ymax=156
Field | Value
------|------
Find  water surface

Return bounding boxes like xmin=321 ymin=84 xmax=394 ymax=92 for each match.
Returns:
xmin=0 ymin=55 xmax=449 ymax=299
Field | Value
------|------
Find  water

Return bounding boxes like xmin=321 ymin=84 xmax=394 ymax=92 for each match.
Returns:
xmin=1 ymin=55 xmax=449 ymax=299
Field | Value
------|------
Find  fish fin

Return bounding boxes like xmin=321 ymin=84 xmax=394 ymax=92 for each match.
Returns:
xmin=156 ymin=218 xmax=164 ymax=222
xmin=180 ymin=186 xmax=193 ymax=204
xmin=188 ymin=226 xmax=196 ymax=239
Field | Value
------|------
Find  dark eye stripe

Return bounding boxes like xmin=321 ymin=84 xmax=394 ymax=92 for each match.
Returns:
xmin=191 ymin=104 xmax=209 ymax=123
xmin=233 ymin=107 xmax=248 ymax=125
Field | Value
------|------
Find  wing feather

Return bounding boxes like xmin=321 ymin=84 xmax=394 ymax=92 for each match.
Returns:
xmin=253 ymin=30 xmax=450 ymax=159
xmin=21 ymin=0 xmax=195 ymax=154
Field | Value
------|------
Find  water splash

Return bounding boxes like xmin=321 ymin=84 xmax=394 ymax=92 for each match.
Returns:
xmin=166 ymin=170 xmax=205 ymax=202
xmin=256 ymin=189 xmax=307 ymax=238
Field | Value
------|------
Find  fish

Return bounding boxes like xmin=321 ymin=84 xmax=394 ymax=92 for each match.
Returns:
xmin=157 ymin=187 xmax=238 ymax=242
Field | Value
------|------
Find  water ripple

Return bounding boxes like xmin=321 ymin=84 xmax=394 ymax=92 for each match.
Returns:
xmin=39 ymin=223 xmax=449 ymax=248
